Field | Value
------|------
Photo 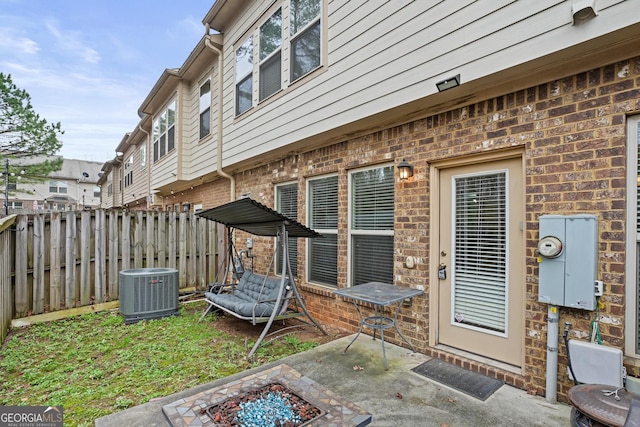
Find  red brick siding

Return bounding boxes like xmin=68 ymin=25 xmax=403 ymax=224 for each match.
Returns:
xmin=199 ymin=57 xmax=640 ymax=400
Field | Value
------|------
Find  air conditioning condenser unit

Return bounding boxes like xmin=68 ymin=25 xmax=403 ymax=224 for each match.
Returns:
xmin=119 ymin=268 xmax=179 ymax=324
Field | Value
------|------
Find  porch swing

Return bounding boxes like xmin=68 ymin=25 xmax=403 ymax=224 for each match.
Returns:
xmin=196 ymin=196 xmax=327 ymax=358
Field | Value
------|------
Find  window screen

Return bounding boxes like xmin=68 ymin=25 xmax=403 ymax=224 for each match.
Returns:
xmin=290 ymin=0 xmax=321 ymax=82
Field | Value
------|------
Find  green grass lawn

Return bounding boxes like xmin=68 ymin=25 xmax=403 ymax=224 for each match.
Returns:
xmin=0 ymin=300 xmax=321 ymax=427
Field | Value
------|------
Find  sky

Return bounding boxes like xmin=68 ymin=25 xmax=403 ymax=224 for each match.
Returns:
xmin=0 ymin=0 xmax=215 ymax=163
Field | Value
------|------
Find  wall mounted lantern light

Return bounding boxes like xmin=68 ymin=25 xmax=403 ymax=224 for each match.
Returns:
xmin=572 ymin=0 xmax=597 ymax=24
xmin=436 ymin=74 xmax=460 ymax=92
xmin=398 ymin=159 xmax=414 ymax=181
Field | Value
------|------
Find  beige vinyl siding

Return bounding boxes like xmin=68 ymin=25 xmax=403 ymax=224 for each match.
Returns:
xmin=150 ymin=155 xmax=179 ymax=190
xmin=219 ymin=0 xmax=633 ymax=167
xmin=122 ymin=143 xmax=148 ymax=205
xmin=178 ymin=79 xmax=198 ymax=177
xmin=183 ymin=69 xmax=220 ymax=180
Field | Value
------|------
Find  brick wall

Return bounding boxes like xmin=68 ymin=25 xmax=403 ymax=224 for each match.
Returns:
xmin=205 ymin=56 xmax=640 ymax=400
xmin=158 ymin=178 xmax=230 ymax=212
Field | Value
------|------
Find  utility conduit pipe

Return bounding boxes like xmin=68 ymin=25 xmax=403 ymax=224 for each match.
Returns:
xmin=546 ymin=305 xmax=559 ymax=403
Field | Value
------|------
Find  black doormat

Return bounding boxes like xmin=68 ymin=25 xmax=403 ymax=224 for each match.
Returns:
xmin=411 ymin=359 xmax=504 ymax=401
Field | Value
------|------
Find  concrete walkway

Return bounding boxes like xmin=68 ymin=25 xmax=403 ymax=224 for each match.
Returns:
xmin=95 ymin=334 xmax=571 ymax=426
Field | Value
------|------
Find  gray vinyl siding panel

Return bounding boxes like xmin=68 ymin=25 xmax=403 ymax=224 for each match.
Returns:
xmin=219 ymin=0 xmax=631 ymax=166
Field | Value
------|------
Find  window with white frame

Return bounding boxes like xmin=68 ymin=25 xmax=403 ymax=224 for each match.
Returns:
xmin=259 ymin=8 xmax=282 ymax=101
xmin=200 ymin=80 xmax=211 ymax=139
xmin=153 ymin=100 xmax=176 ymax=162
xmin=140 ymin=145 xmax=146 ymax=170
xmin=627 ymin=115 xmax=640 ymax=356
xmin=308 ymin=175 xmax=338 ymax=286
xmin=349 ymin=165 xmax=394 ymax=286
xmin=236 ymin=37 xmax=253 ymax=115
xmin=93 ymin=186 xmax=101 ymax=198
xmin=49 ymin=180 xmax=68 ymax=194
xmin=276 ymin=182 xmax=298 ymax=276
xmin=290 ymin=0 xmax=321 ymax=82
xmin=124 ymin=156 xmax=134 ymax=188
xmin=234 ymin=0 xmax=322 ymax=115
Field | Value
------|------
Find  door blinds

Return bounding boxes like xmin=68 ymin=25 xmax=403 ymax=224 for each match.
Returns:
xmin=453 ymin=172 xmax=507 ymax=333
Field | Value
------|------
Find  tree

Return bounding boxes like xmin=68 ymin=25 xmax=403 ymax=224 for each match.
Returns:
xmin=0 ymin=72 xmax=64 ymax=193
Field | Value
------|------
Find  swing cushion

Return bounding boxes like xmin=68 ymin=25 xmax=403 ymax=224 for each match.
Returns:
xmin=204 ymin=270 xmax=289 ymax=318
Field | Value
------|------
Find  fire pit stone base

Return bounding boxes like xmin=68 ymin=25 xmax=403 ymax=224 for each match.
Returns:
xmin=162 ymin=364 xmax=372 ymax=427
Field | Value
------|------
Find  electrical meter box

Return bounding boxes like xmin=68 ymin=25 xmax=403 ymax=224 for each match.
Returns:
xmin=538 ymin=214 xmax=598 ymax=310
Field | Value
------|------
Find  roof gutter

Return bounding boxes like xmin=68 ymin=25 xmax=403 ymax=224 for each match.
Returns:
xmin=204 ymin=31 xmax=235 ymax=201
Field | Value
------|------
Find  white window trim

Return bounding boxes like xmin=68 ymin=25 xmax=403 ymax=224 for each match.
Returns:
xmin=152 ymin=99 xmax=176 ymax=162
xmin=347 ymin=163 xmax=394 ymax=287
xmin=139 ymin=145 xmax=146 ymax=170
xmin=234 ymin=0 xmax=323 ymax=117
xmin=199 ymin=79 xmax=212 ymax=139
xmin=306 ymin=173 xmax=339 ymax=287
xmin=235 ymin=36 xmax=254 ymax=116
xmin=625 ymin=114 xmax=639 ymax=357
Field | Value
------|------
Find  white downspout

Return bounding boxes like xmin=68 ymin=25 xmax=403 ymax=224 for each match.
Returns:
xmin=204 ymin=32 xmax=235 ymax=202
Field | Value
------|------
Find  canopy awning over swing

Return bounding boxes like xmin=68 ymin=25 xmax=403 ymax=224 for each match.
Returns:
xmin=196 ymin=197 xmax=321 ymax=238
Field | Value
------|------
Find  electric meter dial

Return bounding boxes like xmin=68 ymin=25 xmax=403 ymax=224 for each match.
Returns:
xmin=538 ymin=236 xmax=563 ymax=258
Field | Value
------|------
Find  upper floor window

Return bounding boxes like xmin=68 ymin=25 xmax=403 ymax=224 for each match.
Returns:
xmin=234 ymin=0 xmax=322 ymax=116
xmin=49 ymin=180 xmax=68 ymax=194
xmin=290 ymin=0 xmax=321 ymax=82
xmin=124 ymin=156 xmax=134 ymax=188
xmin=199 ymin=80 xmax=211 ymax=139
xmin=259 ymin=8 xmax=282 ymax=101
xmin=93 ymin=186 xmax=101 ymax=198
xmin=140 ymin=145 xmax=146 ymax=170
xmin=153 ymin=100 xmax=176 ymax=162
xmin=236 ymin=37 xmax=253 ymax=115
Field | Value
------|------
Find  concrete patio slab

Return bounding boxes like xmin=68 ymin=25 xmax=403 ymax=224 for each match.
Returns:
xmin=95 ymin=334 xmax=571 ymax=427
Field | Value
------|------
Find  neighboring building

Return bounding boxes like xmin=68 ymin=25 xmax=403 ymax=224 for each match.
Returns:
xmin=102 ymin=0 xmax=640 ymax=401
xmin=4 ymin=157 xmax=102 ymax=212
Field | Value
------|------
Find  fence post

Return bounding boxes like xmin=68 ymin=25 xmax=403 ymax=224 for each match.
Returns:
xmin=50 ymin=212 xmax=62 ymax=310
xmin=14 ymin=215 xmax=29 ymax=317
xmin=32 ymin=214 xmax=45 ymax=313
xmin=65 ymin=211 xmax=77 ymax=309
xmin=108 ymin=211 xmax=120 ymax=299
xmin=95 ymin=209 xmax=107 ymax=303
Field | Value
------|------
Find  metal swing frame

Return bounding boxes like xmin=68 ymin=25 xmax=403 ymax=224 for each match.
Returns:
xmin=197 ymin=197 xmax=327 ymax=358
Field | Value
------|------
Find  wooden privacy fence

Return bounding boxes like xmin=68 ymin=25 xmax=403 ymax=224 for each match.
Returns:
xmin=1 ymin=215 xmax=16 ymax=344
xmin=0 ymin=209 xmax=219 ymax=333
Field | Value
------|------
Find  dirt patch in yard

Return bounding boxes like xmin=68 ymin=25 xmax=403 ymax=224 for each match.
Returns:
xmin=201 ymin=306 xmax=349 ymax=346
